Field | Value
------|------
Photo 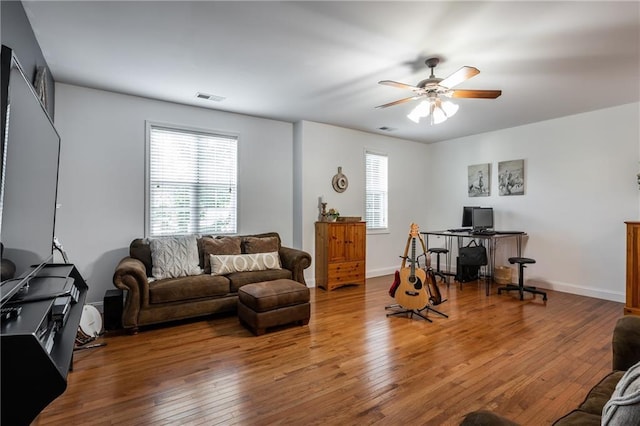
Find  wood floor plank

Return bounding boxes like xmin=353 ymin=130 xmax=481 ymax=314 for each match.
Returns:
xmin=32 ymin=275 xmax=624 ymax=425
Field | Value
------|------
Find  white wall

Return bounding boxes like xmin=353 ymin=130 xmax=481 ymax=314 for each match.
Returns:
xmin=426 ymin=102 xmax=640 ymax=302
xmin=54 ymin=83 xmax=294 ymax=304
xmin=295 ymin=121 xmax=431 ymax=284
xmin=54 ymin=81 xmax=639 ymax=304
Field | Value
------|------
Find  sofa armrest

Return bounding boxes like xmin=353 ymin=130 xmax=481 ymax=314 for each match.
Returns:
xmin=279 ymin=246 xmax=311 ymax=286
xmin=113 ymin=257 xmax=149 ymax=329
xmin=612 ymin=315 xmax=640 ymax=371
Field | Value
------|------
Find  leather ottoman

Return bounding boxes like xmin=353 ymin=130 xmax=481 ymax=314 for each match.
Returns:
xmin=238 ymin=279 xmax=310 ymax=335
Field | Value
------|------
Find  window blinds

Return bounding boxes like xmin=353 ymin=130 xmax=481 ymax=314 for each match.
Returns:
xmin=365 ymin=151 xmax=388 ymax=230
xmin=148 ymin=125 xmax=237 ymax=236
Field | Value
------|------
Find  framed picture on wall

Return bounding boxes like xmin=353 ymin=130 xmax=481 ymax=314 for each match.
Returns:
xmin=468 ymin=163 xmax=490 ymax=197
xmin=498 ymin=159 xmax=525 ymax=196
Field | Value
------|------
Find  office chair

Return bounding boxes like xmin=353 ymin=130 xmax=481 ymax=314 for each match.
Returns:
xmin=497 ymin=257 xmax=547 ymax=301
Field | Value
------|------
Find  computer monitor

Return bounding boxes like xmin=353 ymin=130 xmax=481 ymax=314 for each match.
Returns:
xmin=472 ymin=207 xmax=494 ymax=231
xmin=462 ymin=206 xmax=478 ymax=228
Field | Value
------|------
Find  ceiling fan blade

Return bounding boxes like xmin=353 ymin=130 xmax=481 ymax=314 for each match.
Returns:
xmin=450 ymin=89 xmax=502 ymax=99
xmin=375 ymin=95 xmax=423 ymax=109
xmin=439 ymin=66 xmax=480 ymax=89
xmin=378 ymin=80 xmax=421 ymax=92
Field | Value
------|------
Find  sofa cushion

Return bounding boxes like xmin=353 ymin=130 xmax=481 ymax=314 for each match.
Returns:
xmin=149 ymin=274 xmax=231 ymax=304
xmin=200 ymin=236 xmax=242 ymax=273
xmin=602 ymin=361 xmax=640 ymax=425
xmin=242 ymin=236 xmax=279 ymax=254
xmin=210 ymin=252 xmax=281 ymax=276
xmin=553 ymin=370 xmax=625 ymax=425
xmin=150 ymin=235 xmax=202 ymax=279
xmin=228 ymin=269 xmax=293 ymax=293
xmin=130 ymin=238 xmax=153 ymax=277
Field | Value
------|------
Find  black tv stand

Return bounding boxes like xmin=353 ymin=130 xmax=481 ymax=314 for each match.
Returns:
xmin=1 ymin=263 xmax=87 ymax=425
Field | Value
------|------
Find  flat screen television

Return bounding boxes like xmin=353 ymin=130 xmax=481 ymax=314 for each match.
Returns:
xmin=462 ymin=206 xmax=479 ymax=228
xmin=0 ymin=46 xmax=61 ymax=302
xmin=472 ymin=207 xmax=494 ymax=231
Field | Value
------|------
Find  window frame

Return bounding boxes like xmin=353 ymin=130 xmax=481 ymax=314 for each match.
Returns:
xmin=364 ymin=149 xmax=389 ymax=233
xmin=144 ymin=121 xmax=239 ymax=238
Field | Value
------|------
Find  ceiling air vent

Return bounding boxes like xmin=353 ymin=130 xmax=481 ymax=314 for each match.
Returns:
xmin=196 ymin=92 xmax=226 ymax=102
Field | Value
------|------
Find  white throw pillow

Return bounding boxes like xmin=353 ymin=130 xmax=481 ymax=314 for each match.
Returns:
xmin=150 ymin=235 xmax=202 ymax=279
xmin=210 ymin=252 xmax=281 ymax=275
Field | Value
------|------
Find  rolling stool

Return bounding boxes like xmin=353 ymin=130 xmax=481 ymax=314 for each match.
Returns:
xmin=497 ymin=257 xmax=547 ymax=301
xmin=428 ymin=247 xmax=449 ymax=284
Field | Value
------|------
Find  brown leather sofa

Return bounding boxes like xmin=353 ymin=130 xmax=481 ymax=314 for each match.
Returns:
xmin=460 ymin=315 xmax=640 ymax=425
xmin=113 ymin=232 xmax=311 ymax=333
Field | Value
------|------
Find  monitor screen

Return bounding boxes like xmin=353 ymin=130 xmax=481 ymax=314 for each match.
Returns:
xmin=462 ymin=206 xmax=478 ymax=228
xmin=472 ymin=207 xmax=494 ymax=230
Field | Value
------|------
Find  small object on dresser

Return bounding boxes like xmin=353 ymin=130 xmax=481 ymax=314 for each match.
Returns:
xmin=336 ymin=216 xmax=361 ymax=222
xmin=326 ymin=208 xmax=339 ymax=222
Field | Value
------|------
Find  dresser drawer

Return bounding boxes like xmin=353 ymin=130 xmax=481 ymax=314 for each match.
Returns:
xmin=327 ymin=261 xmax=365 ymax=289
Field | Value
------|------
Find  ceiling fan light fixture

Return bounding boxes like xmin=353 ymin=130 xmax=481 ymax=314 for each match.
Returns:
xmin=377 ymin=58 xmax=501 ymax=125
xmin=432 ymin=105 xmax=448 ymax=125
xmin=441 ymin=100 xmax=459 ymax=117
xmin=407 ymin=97 xmax=457 ymax=125
xmin=407 ymin=100 xmax=431 ymax=123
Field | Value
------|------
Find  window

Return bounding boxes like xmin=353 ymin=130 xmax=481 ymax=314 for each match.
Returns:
xmin=146 ymin=124 xmax=238 ymax=237
xmin=365 ymin=151 xmax=388 ymax=230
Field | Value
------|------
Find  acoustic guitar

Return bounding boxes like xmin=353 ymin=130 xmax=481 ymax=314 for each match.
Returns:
xmin=394 ymin=223 xmax=429 ymax=310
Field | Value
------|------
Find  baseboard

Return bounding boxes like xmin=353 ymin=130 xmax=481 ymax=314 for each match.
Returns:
xmin=308 ymin=269 xmax=624 ymax=303
xmin=366 ymin=266 xmax=397 ymax=278
xmin=528 ymin=279 xmax=624 ymax=303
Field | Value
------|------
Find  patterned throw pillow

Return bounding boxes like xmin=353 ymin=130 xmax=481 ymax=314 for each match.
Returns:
xmin=210 ymin=252 xmax=281 ymax=275
xmin=150 ymin=235 xmax=202 ymax=279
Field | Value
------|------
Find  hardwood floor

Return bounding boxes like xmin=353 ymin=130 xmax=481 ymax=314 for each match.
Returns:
xmin=34 ymin=276 xmax=623 ymax=425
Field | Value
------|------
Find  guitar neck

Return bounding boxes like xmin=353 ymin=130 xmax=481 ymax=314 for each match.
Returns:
xmin=410 ymin=238 xmax=416 ymax=276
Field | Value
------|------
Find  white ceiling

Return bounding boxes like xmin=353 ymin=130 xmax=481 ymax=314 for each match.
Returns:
xmin=23 ymin=1 xmax=640 ymax=144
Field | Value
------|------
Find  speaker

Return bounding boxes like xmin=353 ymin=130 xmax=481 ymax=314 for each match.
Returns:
xmin=103 ymin=289 xmax=123 ymax=331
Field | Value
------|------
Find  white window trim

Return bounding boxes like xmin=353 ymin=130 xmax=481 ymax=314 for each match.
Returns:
xmin=144 ymin=121 xmax=239 ymax=237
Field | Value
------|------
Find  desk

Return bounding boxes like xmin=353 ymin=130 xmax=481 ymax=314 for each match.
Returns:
xmin=421 ymin=230 xmax=526 ymax=295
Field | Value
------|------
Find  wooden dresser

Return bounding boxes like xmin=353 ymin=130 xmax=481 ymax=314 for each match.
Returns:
xmin=624 ymin=221 xmax=640 ymax=315
xmin=315 ymin=221 xmax=366 ymax=291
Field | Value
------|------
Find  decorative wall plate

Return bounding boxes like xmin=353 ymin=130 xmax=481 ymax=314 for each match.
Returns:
xmin=332 ymin=166 xmax=348 ymax=193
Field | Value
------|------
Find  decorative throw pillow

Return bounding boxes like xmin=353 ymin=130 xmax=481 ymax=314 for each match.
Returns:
xmin=130 ymin=238 xmax=153 ymax=277
xmin=210 ymin=252 xmax=281 ymax=275
xmin=200 ymin=236 xmax=242 ymax=274
xmin=602 ymin=360 xmax=640 ymax=425
xmin=242 ymin=236 xmax=279 ymax=254
xmin=150 ymin=235 xmax=202 ymax=279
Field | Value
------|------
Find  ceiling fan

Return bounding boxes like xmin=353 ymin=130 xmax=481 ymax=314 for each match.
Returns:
xmin=376 ymin=58 xmax=502 ymax=125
